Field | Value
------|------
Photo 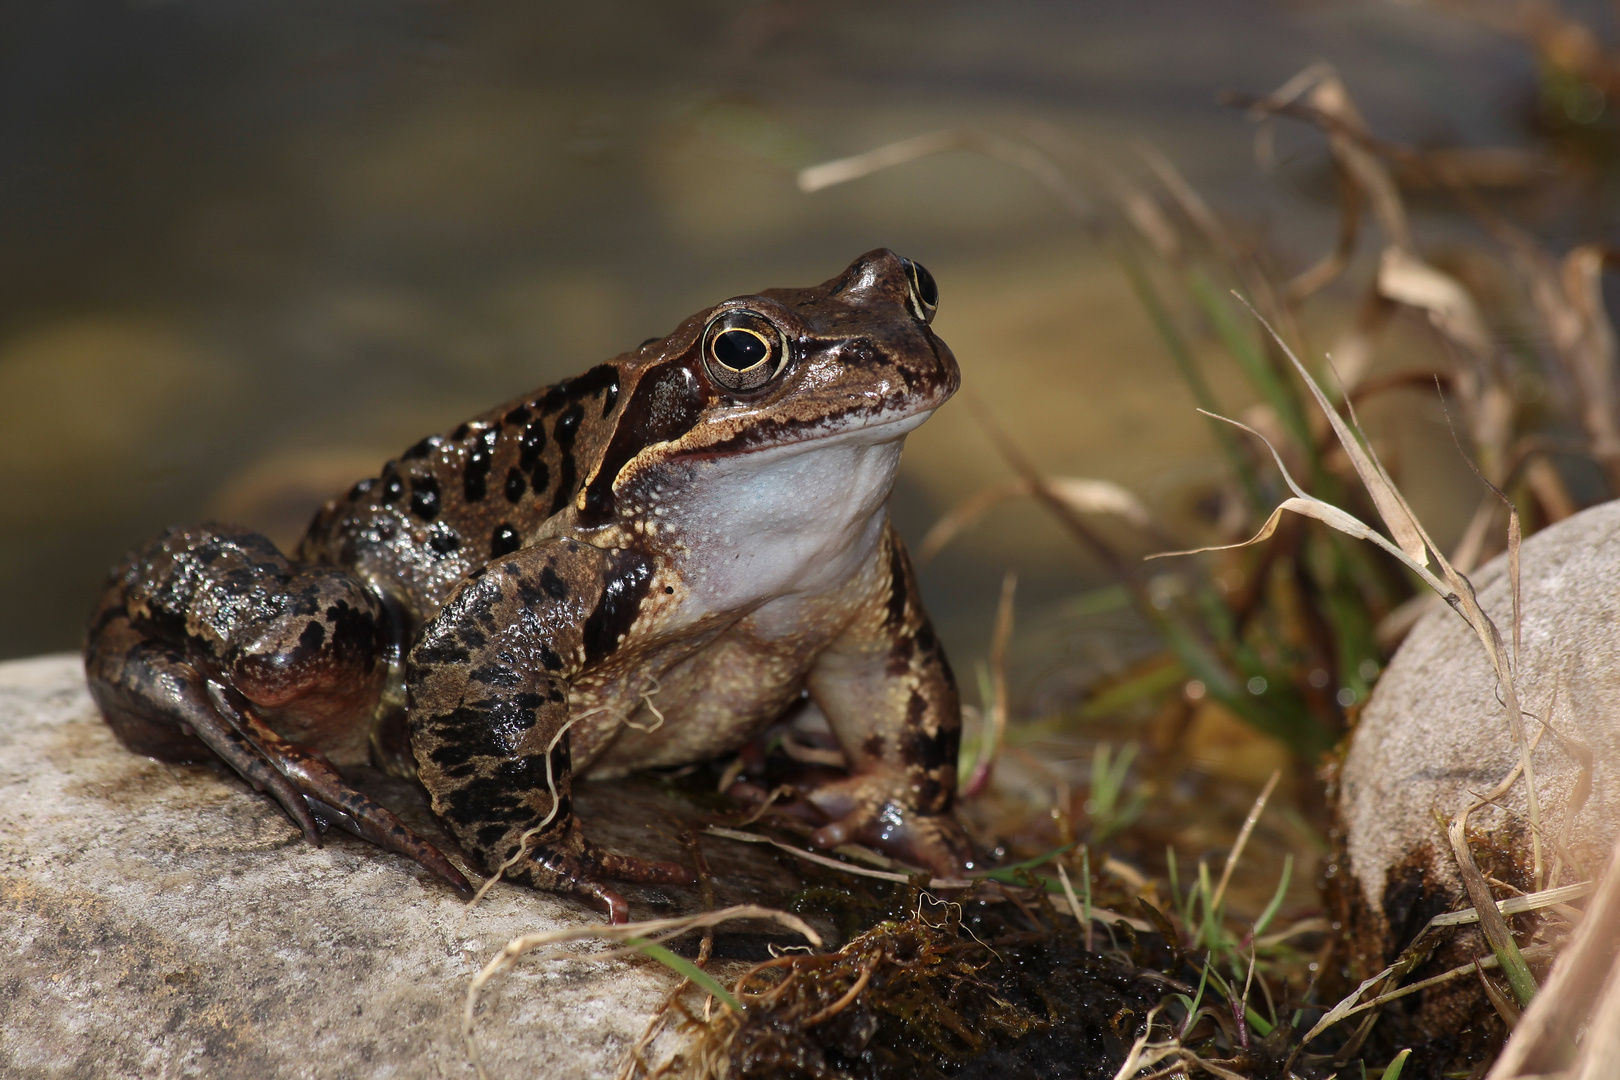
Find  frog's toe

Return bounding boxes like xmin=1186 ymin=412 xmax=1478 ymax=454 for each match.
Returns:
xmin=810 ymin=800 xmax=978 ymax=879
xmin=519 ymin=839 xmax=691 ymax=923
xmin=590 ymin=846 xmax=697 ymax=886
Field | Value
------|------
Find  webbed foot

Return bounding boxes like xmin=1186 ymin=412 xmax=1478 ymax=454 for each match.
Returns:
xmin=805 ymin=776 xmax=979 ymax=878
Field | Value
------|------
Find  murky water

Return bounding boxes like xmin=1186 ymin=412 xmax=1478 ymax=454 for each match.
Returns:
xmin=0 ymin=1 xmax=1563 ymax=712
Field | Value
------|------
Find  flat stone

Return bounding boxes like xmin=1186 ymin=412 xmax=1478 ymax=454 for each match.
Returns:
xmin=0 ymin=654 xmax=808 ymax=1079
xmin=1338 ymin=499 xmax=1620 ymax=970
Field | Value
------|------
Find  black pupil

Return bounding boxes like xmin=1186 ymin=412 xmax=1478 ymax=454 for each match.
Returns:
xmin=713 ymin=329 xmax=769 ymax=370
xmin=911 ymin=262 xmax=939 ymax=308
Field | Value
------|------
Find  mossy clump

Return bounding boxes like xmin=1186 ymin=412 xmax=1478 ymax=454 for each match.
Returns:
xmin=684 ymin=894 xmax=1165 ymax=1080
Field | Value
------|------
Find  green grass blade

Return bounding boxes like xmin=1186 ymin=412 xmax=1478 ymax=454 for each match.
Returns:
xmin=626 ymin=937 xmax=742 ymax=1013
xmin=1253 ymin=854 xmax=1294 ymax=940
xmin=1380 ymin=1049 xmax=1412 ymax=1080
xmin=1076 ymin=661 xmax=1186 ymax=720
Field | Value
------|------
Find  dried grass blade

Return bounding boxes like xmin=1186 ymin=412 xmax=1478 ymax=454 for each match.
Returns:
xmin=1132 ymin=139 xmax=1230 ymax=253
xmin=702 ymin=826 xmax=975 ymax=888
xmin=1427 ymin=881 xmax=1595 ymax=928
xmin=1248 ymin=65 xmax=1411 ymax=248
xmin=1477 ymin=962 xmax=1523 ymax=1028
xmin=1297 ymin=961 xmax=1406 ymax=1047
xmin=1560 ymin=246 xmax=1620 ymax=483
xmin=1209 ymin=769 xmax=1282 ymax=917
xmin=919 ymin=481 xmax=1029 ymax=562
xmin=1377 ymin=245 xmax=1493 ymax=358
xmin=1147 ymin=410 xmax=1450 ymax=599
xmin=1236 ymin=296 xmax=1430 ymax=566
xmin=1328 ymin=943 xmax=1559 ymax=1028
xmin=796 ymin=128 xmax=1092 ymax=219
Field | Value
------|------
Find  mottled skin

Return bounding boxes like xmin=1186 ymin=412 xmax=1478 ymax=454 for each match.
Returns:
xmin=85 ymin=249 xmax=970 ymax=921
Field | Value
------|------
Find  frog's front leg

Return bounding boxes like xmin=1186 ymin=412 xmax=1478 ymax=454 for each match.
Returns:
xmin=802 ymin=526 xmax=977 ymax=876
xmin=407 ymin=540 xmax=693 ymax=922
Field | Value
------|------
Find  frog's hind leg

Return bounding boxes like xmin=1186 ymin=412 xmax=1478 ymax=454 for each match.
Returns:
xmin=85 ymin=526 xmax=474 ymax=898
xmin=87 ymin=607 xmax=326 ymax=846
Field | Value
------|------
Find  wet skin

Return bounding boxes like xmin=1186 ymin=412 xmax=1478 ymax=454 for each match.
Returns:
xmin=85 ymin=250 xmax=973 ymax=921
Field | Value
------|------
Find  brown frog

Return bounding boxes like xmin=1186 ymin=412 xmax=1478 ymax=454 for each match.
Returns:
xmin=85 ymin=249 xmax=972 ymax=921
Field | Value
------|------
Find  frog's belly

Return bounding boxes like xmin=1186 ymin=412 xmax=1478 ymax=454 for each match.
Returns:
xmin=571 ymin=631 xmax=814 ymax=777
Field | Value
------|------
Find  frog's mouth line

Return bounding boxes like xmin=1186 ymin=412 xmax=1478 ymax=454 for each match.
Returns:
xmin=674 ymin=400 xmax=938 ymax=463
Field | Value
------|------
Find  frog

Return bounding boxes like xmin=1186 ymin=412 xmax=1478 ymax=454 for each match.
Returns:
xmin=84 ymin=249 xmax=973 ymax=922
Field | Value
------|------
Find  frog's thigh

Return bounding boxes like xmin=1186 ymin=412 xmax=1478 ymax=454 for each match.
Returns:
xmin=407 ymin=540 xmax=688 ymax=919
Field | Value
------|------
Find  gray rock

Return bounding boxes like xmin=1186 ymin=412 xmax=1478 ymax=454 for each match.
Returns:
xmin=0 ymin=654 xmax=805 ymax=1079
xmin=1337 ymin=498 xmax=1620 ymax=971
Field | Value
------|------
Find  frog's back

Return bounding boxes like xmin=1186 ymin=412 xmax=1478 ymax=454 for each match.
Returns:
xmin=296 ymin=362 xmax=628 ymax=625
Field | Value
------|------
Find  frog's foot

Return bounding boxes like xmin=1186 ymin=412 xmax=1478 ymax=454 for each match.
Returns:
xmin=499 ymin=824 xmax=695 ymax=924
xmin=203 ymin=681 xmax=477 ymax=898
xmin=804 ymin=776 xmax=979 ymax=878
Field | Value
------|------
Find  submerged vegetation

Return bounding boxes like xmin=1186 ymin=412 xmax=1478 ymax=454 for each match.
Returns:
xmin=465 ymin=4 xmax=1620 ymax=1078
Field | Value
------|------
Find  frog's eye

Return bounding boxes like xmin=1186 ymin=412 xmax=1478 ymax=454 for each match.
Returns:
xmin=701 ymin=310 xmax=790 ymax=392
xmin=899 ymin=257 xmax=938 ymax=325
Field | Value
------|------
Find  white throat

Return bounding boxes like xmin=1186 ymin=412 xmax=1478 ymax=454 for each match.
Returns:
xmin=654 ymin=412 xmax=928 ymax=621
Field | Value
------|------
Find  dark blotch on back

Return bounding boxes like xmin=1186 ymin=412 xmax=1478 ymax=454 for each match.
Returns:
xmin=381 ymin=467 xmax=404 ymax=504
xmin=901 ymin=707 xmax=956 ymax=773
xmin=554 ymin=402 xmax=583 ymax=447
xmin=537 ymin=386 xmax=567 ymax=415
xmin=490 ymin=524 xmax=520 ymax=558
xmin=427 ymin=523 xmax=460 ymax=555
xmin=519 ymin=418 xmax=547 ymax=469
xmin=297 ymin=620 xmax=326 ymax=654
xmin=503 ymin=468 xmax=526 ymax=503
xmin=410 ymin=476 xmax=441 ymax=521
xmin=539 ymin=565 xmax=569 ymax=600
xmin=464 ymin=428 xmax=496 ymax=503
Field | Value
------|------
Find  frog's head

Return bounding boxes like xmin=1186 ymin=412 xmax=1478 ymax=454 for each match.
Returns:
xmin=578 ymin=249 xmax=957 ymax=527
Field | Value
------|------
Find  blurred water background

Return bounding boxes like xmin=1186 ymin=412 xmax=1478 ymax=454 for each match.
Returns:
xmin=0 ymin=0 xmax=1604 ymax=715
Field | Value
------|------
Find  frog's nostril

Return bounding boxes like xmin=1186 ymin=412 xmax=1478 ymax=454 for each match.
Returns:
xmin=843 ymin=337 xmax=881 ymax=368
